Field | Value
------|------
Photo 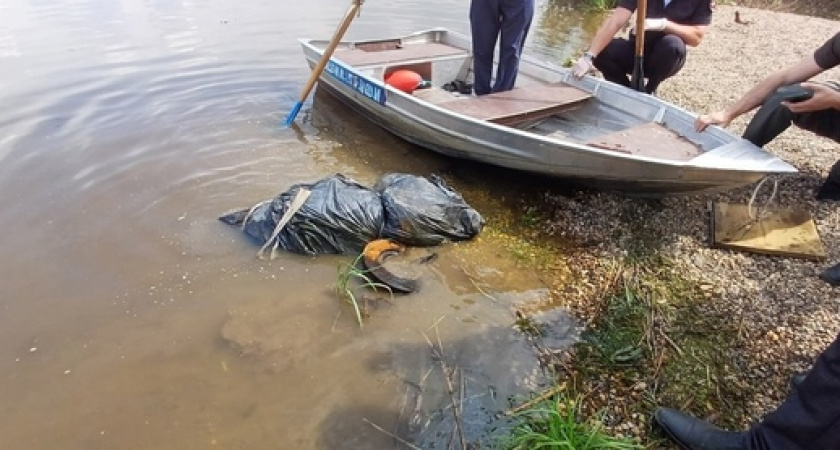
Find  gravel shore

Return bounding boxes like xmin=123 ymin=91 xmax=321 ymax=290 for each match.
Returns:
xmin=660 ymin=6 xmax=840 ymax=425
xmin=545 ymin=5 xmax=840 ymax=431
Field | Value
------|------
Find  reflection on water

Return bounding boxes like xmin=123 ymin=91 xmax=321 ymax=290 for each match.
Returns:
xmin=0 ymin=0 xmax=596 ymax=447
xmin=533 ymin=0 xmax=609 ymax=61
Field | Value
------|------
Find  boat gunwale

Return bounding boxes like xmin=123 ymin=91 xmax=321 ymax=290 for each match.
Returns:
xmin=297 ymin=30 xmax=797 ymax=175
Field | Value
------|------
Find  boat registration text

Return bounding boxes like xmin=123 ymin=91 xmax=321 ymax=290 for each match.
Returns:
xmin=325 ymin=61 xmax=386 ymax=105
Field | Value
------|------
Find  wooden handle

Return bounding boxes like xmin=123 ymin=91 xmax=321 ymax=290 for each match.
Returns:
xmin=296 ymin=1 xmax=361 ymax=102
xmin=634 ymin=0 xmax=647 ymax=56
xmin=284 ymin=0 xmax=362 ymax=125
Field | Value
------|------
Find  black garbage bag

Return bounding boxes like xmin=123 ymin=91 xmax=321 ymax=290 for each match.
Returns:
xmin=219 ymin=174 xmax=383 ymax=256
xmin=375 ymin=173 xmax=484 ymax=246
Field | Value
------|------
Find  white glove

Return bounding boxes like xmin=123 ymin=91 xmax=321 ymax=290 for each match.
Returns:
xmin=642 ymin=18 xmax=668 ymax=31
xmin=571 ymin=54 xmax=594 ymax=78
xmin=630 ymin=18 xmax=668 ymax=34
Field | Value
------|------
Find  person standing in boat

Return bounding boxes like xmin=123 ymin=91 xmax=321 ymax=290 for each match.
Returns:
xmin=469 ymin=0 xmax=535 ymax=95
xmin=571 ymin=0 xmax=713 ymax=94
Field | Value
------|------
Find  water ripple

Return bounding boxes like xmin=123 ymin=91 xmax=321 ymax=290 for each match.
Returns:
xmin=0 ymin=0 xmax=604 ymax=448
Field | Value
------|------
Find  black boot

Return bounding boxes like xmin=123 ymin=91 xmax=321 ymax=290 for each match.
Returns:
xmin=816 ymin=159 xmax=840 ymax=201
xmin=654 ymin=408 xmax=747 ymax=450
xmin=820 ymin=262 xmax=840 ymax=286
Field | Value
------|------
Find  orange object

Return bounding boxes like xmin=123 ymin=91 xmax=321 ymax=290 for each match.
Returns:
xmin=385 ymin=70 xmax=423 ymax=94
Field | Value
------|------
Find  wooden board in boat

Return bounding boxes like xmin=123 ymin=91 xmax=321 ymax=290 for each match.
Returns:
xmin=333 ymin=42 xmax=469 ymax=67
xmin=586 ymin=122 xmax=703 ymax=161
xmin=434 ymin=84 xmax=592 ymax=126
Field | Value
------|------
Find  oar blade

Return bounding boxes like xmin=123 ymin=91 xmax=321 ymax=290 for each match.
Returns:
xmin=284 ymin=101 xmax=304 ymax=127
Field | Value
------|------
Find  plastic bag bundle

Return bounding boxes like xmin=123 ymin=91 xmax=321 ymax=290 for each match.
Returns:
xmin=220 ymin=174 xmax=383 ymax=256
xmin=375 ymin=173 xmax=484 ymax=246
xmin=220 ymin=173 xmax=483 ymax=256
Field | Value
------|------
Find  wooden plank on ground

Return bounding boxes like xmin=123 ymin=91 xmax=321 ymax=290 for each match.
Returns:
xmin=586 ymin=122 xmax=702 ymax=161
xmin=710 ymin=202 xmax=826 ymax=260
xmin=333 ymin=42 xmax=469 ymax=66
xmin=435 ymin=84 xmax=592 ymax=126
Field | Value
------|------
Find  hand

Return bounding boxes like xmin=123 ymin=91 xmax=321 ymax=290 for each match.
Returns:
xmin=695 ymin=110 xmax=733 ymax=132
xmin=782 ymin=82 xmax=840 ymax=114
xmin=571 ymin=56 xmax=593 ymax=78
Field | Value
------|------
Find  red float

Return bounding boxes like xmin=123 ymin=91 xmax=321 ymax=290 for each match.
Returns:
xmin=384 ymin=70 xmax=424 ymax=94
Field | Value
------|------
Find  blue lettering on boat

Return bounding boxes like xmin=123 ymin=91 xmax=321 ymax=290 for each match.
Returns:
xmin=325 ymin=60 xmax=386 ymax=105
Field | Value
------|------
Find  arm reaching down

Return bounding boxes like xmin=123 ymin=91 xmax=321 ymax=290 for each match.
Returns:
xmin=571 ymin=7 xmax=633 ymax=78
xmin=695 ymin=55 xmax=826 ymax=131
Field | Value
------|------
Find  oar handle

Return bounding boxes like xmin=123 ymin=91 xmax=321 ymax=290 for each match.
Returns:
xmin=284 ymin=0 xmax=362 ymax=126
xmin=630 ymin=0 xmax=648 ymax=92
xmin=634 ymin=0 xmax=647 ymax=56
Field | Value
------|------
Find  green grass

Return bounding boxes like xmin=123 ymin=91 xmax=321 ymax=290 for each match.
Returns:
xmin=467 ymin=190 xmax=761 ymax=445
xmin=565 ymin=256 xmax=743 ymax=437
xmin=336 ymin=253 xmax=393 ymax=327
xmin=502 ymin=393 xmax=643 ymax=450
xmin=582 ymin=284 xmax=648 ymax=367
xmin=521 ymin=205 xmax=542 ymax=228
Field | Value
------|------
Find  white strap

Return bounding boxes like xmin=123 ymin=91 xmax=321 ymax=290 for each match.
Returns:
xmin=257 ymin=188 xmax=312 ymax=260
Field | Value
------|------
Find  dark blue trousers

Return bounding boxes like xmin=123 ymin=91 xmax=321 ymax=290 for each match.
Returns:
xmin=469 ymin=0 xmax=534 ymax=95
xmin=593 ymin=33 xmax=686 ymax=94
xmin=742 ymin=82 xmax=840 ymax=147
xmin=747 ymin=331 xmax=840 ymax=449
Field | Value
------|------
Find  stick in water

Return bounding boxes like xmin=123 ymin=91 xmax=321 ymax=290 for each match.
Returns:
xmin=283 ymin=0 xmax=363 ymax=126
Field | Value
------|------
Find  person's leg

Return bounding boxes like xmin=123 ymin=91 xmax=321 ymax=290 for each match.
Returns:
xmin=746 ymin=331 xmax=840 ymax=449
xmin=741 ymin=88 xmax=793 ymax=147
xmin=791 ymin=81 xmax=840 ymax=143
xmin=592 ymin=38 xmax=634 ymax=88
xmin=491 ymin=0 xmax=534 ymax=93
xmin=801 ymin=82 xmax=840 ymax=199
xmin=819 ymin=258 xmax=840 ymax=284
xmin=656 ymin=331 xmax=840 ymax=449
xmin=470 ymin=0 xmax=501 ymax=96
xmin=642 ymin=35 xmax=686 ymax=94
xmin=740 ymin=83 xmax=840 ymax=147
xmin=744 ymin=82 xmax=840 ymax=199
xmin=815 ymin=158 xmax=840 ymax=201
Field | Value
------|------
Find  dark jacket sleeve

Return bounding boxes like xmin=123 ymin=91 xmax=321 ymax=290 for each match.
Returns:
xmin=814 ymin=32 xmax=840 ymax=70
xmin=617 ymin=0 xmax=636 ymax=11
xmin=673 ymin=0 xmax=712 ymax=25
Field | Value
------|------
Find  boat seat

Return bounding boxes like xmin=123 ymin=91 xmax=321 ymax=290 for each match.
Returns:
xmin=333 ymin=42 xmax=470 ymax=67
xmin=586 ymin=122 xmax=703 ymax=161
xmin=433 ymin=83 xmax=592 ymax=126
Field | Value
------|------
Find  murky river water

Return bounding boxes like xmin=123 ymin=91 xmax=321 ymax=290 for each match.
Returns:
xmin=0 ymin=0 xmax=599 ymax=447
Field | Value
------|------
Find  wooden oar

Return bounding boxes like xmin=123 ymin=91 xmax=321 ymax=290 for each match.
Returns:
xmin=283 ymin=0 xmax=363 ymax=126
xmin=630 ymin=0 xmax=647 ymax=92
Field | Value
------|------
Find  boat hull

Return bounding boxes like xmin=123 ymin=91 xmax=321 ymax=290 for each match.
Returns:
xmin=298 ymin=29 xmax=796 ymax=196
